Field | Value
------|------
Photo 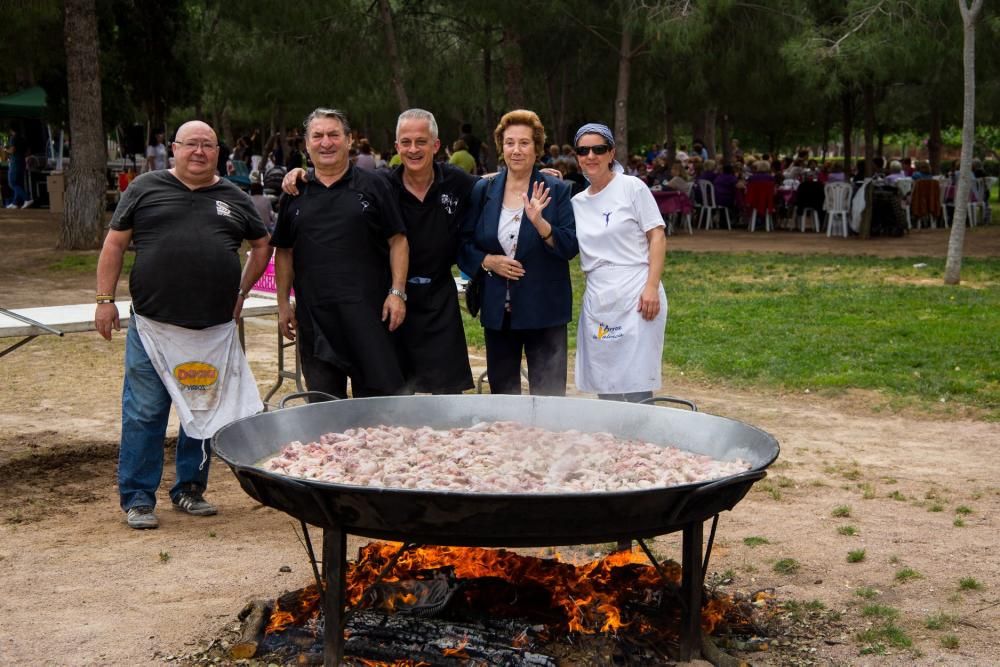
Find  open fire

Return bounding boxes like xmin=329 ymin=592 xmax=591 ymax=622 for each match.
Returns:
xmin=255 ymin=542 xmax=753 ymax=664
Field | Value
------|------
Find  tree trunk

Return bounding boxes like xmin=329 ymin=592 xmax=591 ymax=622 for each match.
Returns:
xmin=840 ymin=90 xmax=853 ymax=175
xmin=378 ymin=0 xmax=409 ymax=112
xmin=60 ymin=0 xmax=106 ymax=250
xmin=863 ymin=84 xmax=875 ymax=176
xmin=703 ymin=107 xmax=717 ymax=158
xmin=482 ymin=29 xmax=496 ymax=171
xmin=501 ymin=28 xmax=525 ymax=109
xmin=664 ymin=104 xmax=675 ymax=165
xmin=613 ymin=16 xmax=632 ymax=162
xmin=720 ymin=112 xmax=731 ymax=164
xmin=944 ymin=0 xmax=983 ymax=285
xmin=928 ymin=106 xmax=943 ymax=174
xmin=544 ymin=62 xmax=569 ymax=146
xmin=221 ymin=103 xmax=233 ymax=148
xmin=690 ymin=114 xmax=706 ymax=151
xmin=821 ymin=108 xmax=830 ymax=160
xmin=876 ymin=125 xmax=885 ymax=159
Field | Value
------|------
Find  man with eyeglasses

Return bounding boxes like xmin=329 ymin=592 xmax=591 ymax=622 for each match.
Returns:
xmin=95 ymin=120 xmax=272 ymax=530
xmin=271 ymin=108 xmax=409 ymax=399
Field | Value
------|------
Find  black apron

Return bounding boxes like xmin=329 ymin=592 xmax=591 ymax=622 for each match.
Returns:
xmin=292 ymin=179 xmax=405 ymax=395
xmin=393 ymin=169 xmax=473 ymax=394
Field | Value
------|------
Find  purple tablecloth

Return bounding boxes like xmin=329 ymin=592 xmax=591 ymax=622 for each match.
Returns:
xmin=652 ymin=190 xmax=693 ymax=216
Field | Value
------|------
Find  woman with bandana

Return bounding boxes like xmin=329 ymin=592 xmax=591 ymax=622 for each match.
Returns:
xmin=570 ymin=123 xmax=667 ymax=403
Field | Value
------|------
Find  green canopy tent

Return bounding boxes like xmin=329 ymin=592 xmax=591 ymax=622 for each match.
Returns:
xmin=0 ymin=86 xmax=47 ymax=119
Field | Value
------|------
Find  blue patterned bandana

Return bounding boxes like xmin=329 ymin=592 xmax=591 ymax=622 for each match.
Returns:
xmin=574 ymin=123 xmax=615 ymax=147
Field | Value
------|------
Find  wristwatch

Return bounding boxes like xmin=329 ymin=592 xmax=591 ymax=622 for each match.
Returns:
xmin=388 ymin=287 xmax=407 ymax=302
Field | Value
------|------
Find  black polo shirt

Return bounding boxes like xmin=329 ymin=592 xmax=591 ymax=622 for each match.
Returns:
xmin=388 ymin=162 xmax=478 ymax=280
xmin=271 ymin=165 xmax=405 ymax=306
xmin=110 ymin=171 xmax=267 ymax=328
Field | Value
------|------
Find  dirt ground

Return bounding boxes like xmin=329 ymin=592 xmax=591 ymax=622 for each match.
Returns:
xmin=1 ymin=211 xmax=997 ymax=666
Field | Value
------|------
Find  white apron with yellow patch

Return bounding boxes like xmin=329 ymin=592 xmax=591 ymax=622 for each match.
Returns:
xmin=574 ymin=264 xmax=667 ymax=394
xmin=133 ymin=313 xmax=263 ymax=439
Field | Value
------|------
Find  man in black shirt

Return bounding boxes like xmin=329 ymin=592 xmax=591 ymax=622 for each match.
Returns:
xmin=283 ymin=109 xmax=477 ymax=394
xmin=95 ymin=120 xmax=271 ymax=529
xmin=271 ymin=108 xmax=409 ymax=398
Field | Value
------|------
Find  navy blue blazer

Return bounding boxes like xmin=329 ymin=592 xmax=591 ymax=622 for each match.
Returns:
xmin=458 ymin=168 xmax=579 ymax=330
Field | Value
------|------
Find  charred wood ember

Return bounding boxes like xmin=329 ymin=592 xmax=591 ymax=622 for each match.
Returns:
xmin=247 ymin=543 xmax=757 ymax=665
xmin=230 ymin=599 xmax=271 ymax=659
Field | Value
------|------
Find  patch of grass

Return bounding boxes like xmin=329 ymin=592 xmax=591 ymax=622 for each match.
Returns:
xmin=882 ymin=477 xmax=898 ymax=484
xmin=888 ymin=490 xmax=906 ymax=501
xmin=847 ymin=549 xmax=866 ymax=563
xmin=832 ymin=505 xmax=852 ymax=518
xmin=208 ymin=531 xmax=217 ymax=538
xmin=859 ymin=483 xmax=876 ymax=499
xmin=954 ymin=518 xmax=965 ymax=527
xmin=928 ymin=502 xmax=945 ymax=512
xmin=941 ymin=635 xmax=960 ymax=649
xmin=855 ymin=586 xmax=879 ymax=599
xmin=842 ymin=468 xmax=862 ymax=481
xmin=773 ymin=558 xmax=800 ymax=575
xmin=925 ymin=612 xmax=956 ymax=630
xmin=837 ymin=525 xmax=858 ymax=536
xmin=809 ymin=478 xmax=828 ymax=487
xmin=773 ymin=475 xmax=795 ymax=488
xmin=754 ymin=480 xmax=782 ymax=500
xmin=955 ymin=505 xmax=973 ymax=515
xmin=857 ymin=623 xmax=913 ymax=649
xmin=958 ymin=577 xmax=982 ymax=591
xmin=158 ymin=551 xmax=170 ymax=564
xmin=742 ymin=536 xmax=770 ymax=547
xmin=895 ymin=567 xmax=922 ymax=583
xmin=888 ymin=554 xmax=901 ymax=565
xmin=861 ymin=603 xmax=899 ymax=619
xmin=49 ymin=252 xmax=134 ymax=273
xmin=658 ymin=252 xmax=1000 ymax=419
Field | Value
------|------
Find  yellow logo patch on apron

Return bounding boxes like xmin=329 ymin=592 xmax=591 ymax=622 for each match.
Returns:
xmin=174 ymin=361 xmax=219 ymax=389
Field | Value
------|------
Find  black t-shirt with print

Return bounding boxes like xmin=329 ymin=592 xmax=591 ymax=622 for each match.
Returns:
xmin=110 ymin=171 xmax=268 ymax=328
xmin=387 ymin=162 xmax=478 ymax=280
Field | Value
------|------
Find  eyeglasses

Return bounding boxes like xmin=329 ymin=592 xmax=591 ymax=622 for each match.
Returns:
xmin=175 ymin=141 xmax=219 ymax=152
xmin=575 ymin=144 xmax=612 ymax=156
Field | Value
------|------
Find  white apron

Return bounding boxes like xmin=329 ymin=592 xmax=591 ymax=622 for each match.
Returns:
xmin=133 ymin=313 xmax=264 ymax=440
xmin=575 ymin=264 xmax=667 ymax=394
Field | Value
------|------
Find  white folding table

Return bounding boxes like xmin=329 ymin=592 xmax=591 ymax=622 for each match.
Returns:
xmin=0 ymin=298 xmax=302 ymax=403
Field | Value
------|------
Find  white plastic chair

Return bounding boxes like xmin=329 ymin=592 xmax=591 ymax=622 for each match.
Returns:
xmin=824 ymin=182 xmax=852 ymax=237
xmin=967 ymin=178 xmax=986 ymax=227
xmin=697 ymin=181 xmax=732 ymax=230
xmin=798 ymin=207 xmax=821 ymax=233
xmin=895 ymin=177 xmax=914 ymax=229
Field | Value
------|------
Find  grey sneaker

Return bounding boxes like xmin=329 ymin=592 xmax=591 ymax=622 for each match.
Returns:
xmin=172 ymin=490 xmax=218 ymax=516
xmin=126 ymin=505 xmax=159 ymax=529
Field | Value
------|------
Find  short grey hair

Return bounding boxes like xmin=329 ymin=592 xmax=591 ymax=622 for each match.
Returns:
xmin=396 ymin=108 xmax=438 ymax=140
xmin=889 ymin=160 xmax=902 ymax=174
xmin=303 ymin=108 xmax=351 ymax=135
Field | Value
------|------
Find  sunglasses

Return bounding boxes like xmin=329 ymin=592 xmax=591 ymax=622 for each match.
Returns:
xmin=575 ymin=144 xmax=612 ymax=156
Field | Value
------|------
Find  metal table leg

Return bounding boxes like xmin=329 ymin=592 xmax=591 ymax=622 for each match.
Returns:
xmin=322 ymin=527 xmax=348 ymax=667
xmin=262 ymin=326 xmax=303 ymax=406
xmin=679 ymin=520 xmax=705 ymax=661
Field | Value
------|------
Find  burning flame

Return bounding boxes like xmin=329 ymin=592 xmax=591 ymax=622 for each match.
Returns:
xmin=441 ymin=637 xmax=470 ymax=658
xmin=265 ymin=542 xmax=733 ymax=639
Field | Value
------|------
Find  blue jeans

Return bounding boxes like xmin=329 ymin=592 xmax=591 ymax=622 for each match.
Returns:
xmin=6 ymin=165 xmax=29 ymax=207
xmin=118 ymin=325 xmax=210 ymax=511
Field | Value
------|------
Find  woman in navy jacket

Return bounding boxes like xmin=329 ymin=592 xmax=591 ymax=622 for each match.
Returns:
xmin=458 ymin=110 xmax=578 ymax=395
